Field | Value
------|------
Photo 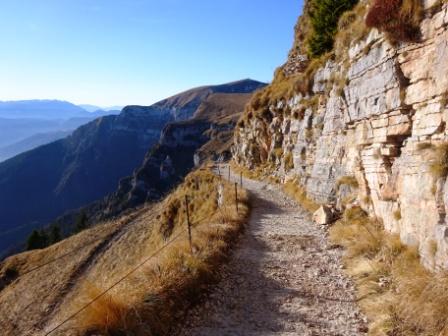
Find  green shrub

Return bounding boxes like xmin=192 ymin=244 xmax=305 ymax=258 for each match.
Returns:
xmin=307 ymin=0 xmax=359 ymax=57
xmin=49 ymin=224 xmax=62 ymax=244
xmin=27 ymin=229 xmax=49 ymax=250
xmin=75 ymin=211 xmax=89 ymax=233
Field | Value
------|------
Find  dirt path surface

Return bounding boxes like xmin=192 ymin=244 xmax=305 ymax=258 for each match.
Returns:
xmin=176 ymin=166 xmax=366 ymax=336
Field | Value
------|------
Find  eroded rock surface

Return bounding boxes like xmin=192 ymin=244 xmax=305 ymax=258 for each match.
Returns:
xmin=234 ymin=4 xmax=448 ymax=269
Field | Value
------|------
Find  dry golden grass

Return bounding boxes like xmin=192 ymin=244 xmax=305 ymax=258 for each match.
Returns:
xmin=79 ymin=284 xmax=136 ymax=334
xmin=330 ymin=207 xmax=384 ymax=259
xmin=334 ymin=2 xmax=370 ymax=60
xmin=330 ymin=206 xmax=448 ymax=336
xmin=230 ymin=161 xmax=274 ymax=181
xmin=283 ymin=178 xmax=319 ymax=213
xmin=400 ymin=0 xmax=424 ymax=27
xmin=429 ymin=143 xmax=448 ymax=180
xmin=284 ymin=152 xmax=294 ymax=171
xmin=416 ymin=142 xmax=435 ymax=151
xmin=336 ymin=175 xmax=359 ymax=189
xmin=230 ymin=164 xmax=319 ymax=213
xmin=393 ymin=209 xmax=402 ymax=221
xmin=75 ymin=169 xmax=250 ymax=336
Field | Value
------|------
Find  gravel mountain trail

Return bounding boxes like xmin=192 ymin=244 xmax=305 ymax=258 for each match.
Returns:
xmin=176 ymin=166 xmax=366 ymax=336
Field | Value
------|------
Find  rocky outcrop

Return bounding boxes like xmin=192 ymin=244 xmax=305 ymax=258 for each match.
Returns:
xmin=234 ymin=2 xmax=448 ymax=269
xmin=101 ymin=91 xmax=262 ymax=216
xmin=103 ymin=119 xmax=212 ymax=214
xmin=48 ymin=90 xmax=264 ymax=239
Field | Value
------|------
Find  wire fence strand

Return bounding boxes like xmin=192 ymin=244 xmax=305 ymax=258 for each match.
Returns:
xmin=4 ymin=170 xmax=239 ymax=336
xmin=42 ymin=214 xmax=215 ymax=336
xmin=43 ymin=228 xmax=187 ymax=336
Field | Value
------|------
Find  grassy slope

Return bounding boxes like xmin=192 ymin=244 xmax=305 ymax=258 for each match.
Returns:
xmin=0 ymin=169 xmax=250 ymax=335
xmin=330 ymin=207 xmax=448 ymax=336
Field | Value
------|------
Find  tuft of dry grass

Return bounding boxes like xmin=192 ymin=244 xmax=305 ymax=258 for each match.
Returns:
xmin=284 ymin=152 xmax=294 ymax=171
xmin=330 ymin=207 xmax=384 ymax=259
xmin=331 ymin=206 xmax=448 ymax=336
xmin=417 ymin=142 xmax=435 ymax=151
xmin=440 ymin=91 xmax=448 ymax=109
xmin=393 ymin=209 xmax=402 ymax=221
xmin=334 ymin=2 xmax=370 ymax=60
xmin=75 ymin=169 xmax=251 ymax=336
xmin=337 ymin=175 xmax=359 ymax=189
xmin=230 ymin=161 xmax=274 ymax=181
xmin=79 ymin=284 xmax=137 ymax=335
xmin=283 ymin=178 xmax=319 ymax=213
xmin=429 ymin=143 xmax=448 ymax=180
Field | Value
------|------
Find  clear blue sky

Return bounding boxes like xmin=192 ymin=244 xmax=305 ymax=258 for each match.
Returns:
xmin=0 ymin=0 xmax=302 ymax=106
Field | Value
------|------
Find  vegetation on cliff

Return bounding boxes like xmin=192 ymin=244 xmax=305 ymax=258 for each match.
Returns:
xmin=239 ymin=0 xmax=427 ymax=133
xmin=366 ymin=0 xmax=423 ymax=42
xmin=307 ymin=0 xmax=358 ymax=57
xmin=233 ymin=1 xmax=448 ymax=335
xmin=237 ymin=0 xmax=369 ymax=139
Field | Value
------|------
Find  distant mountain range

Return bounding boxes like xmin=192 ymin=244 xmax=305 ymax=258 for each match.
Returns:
xmin=79 ymin=104 xmax=124 ymax=113
xmin=0 ymin=100 xmax=88 ymax=119
xmin=0 ymin=79 xmax=266 ymax=256
xmin=0 ymin=130 xmax=72 ymax=162
xmin=0 ymin=100 xmax=121 ymax=161
xmin=100 ymin=91 xmax=256 ymax=217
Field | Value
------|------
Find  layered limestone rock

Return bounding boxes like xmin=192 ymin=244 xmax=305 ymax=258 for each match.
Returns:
xmin=234 ymin=3 xmax=448 ymax=269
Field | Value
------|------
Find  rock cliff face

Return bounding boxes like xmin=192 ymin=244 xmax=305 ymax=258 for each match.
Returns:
xmin=98 ymin=92 xmax=257 ymax=218
xmin=49 ymin=91 xmax=261 ymax=236
xmin=234 ymin=1 xmax=448 ymax=269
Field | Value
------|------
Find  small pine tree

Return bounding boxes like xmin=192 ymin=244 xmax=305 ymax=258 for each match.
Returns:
xmin=307 ymin=0 xmax=358 ymax=57
xmin=49 ymin=224 xmax=62 ymax=244
xmin=27 ymin=230 xmax=48 ymax=250
xmin=40 ymin=229 xmax=49 ymax=248
xmin=75 ymin=211 xmax=88 ymax=233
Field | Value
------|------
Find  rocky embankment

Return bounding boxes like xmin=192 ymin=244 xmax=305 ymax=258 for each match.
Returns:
xmin=234 ymin=1 xmax=448 ymax=269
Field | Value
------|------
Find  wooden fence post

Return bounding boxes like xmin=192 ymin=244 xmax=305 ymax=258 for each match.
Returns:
xmin=185 ymin=195 xmax=193 ymax=254
xmin=240 ymin=172 xmax=243 ymax=188
xmin=228 ymin=165 xmax=231 ymax=180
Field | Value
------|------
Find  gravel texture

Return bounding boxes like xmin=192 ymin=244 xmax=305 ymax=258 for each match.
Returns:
xmin=175 ymin=166 xmax=367 ymax=336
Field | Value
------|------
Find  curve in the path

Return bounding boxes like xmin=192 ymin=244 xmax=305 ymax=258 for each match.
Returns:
xmin=176 ymin=166 xmax=366 ymax=336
